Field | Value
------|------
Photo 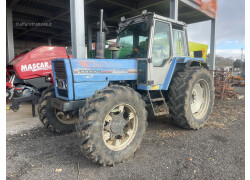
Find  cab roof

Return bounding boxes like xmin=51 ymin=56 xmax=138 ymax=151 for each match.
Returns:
xmin=118 ymin=12 xmax=186 ymax=29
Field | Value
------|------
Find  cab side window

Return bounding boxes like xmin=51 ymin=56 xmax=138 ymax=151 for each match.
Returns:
xmin=173 ymin=29 xmax=187 ymax=57
xmin=151 ymin=21 xmax=171 ymax=67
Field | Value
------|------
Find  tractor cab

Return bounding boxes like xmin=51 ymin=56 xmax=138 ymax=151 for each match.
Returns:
xmin=114 ymin=12 xmax=189 ymax=88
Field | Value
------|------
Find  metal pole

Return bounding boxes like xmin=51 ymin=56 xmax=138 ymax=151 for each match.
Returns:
xmin=210 ymin=19 xmax=216 ymax=70
xmin=170 ymin=0 xmax=178 ymax=21
xmin=6 ymin=8 xmax=15 ymax=64
xmin=70 ymin=0 xmax=85 ymax=59
xmin=88 ymin=25 xmax=92 ymax=51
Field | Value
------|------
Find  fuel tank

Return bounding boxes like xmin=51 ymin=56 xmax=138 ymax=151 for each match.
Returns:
xmin=8 ymin=46 xmax=72 ymax=80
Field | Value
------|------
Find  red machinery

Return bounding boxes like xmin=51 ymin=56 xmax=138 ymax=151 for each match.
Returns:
xmin=6 ymin=46 xmax=72 ymax=116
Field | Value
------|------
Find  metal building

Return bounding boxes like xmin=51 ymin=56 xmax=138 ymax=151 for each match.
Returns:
xmin=6 ymin=0 xmax=217 ymax=69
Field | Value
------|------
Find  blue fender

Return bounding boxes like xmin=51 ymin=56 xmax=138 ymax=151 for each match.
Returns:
xmin=162 ymin=57 xmax=205 ymax=90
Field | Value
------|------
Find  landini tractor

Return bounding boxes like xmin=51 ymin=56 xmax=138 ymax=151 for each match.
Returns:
xmin=38 ymin=10 xmax=214 ymax=165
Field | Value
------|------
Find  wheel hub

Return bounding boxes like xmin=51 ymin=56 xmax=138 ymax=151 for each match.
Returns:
xmin=102 ymin=104 xmax=138 ymax=151
xmin=191 ymin=83 xmax=204 ymax=113
xmin=110 ymin=113 xmax=127 ymax=136
xmin=191 ymin=79 xmax=210 ymax=119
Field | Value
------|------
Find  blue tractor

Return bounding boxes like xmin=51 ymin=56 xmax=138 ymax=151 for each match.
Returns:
xmin=38 ymin=11 xmax=214 ymax=165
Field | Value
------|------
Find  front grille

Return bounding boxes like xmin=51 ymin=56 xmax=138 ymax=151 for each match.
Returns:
xmin=53 ymin=61 xmax=68 ymax=98
xmin=54 ymin=61 xmax=67 ymax=79
xmin=57 ymin=89 xmax=68 ymax=97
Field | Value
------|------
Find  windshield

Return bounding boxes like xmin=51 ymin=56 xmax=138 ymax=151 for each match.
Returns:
xmin=116 ymin=23 xmax=150 ymax=59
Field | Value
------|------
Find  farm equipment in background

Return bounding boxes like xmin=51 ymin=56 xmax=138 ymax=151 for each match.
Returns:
xmin=38 ymin=10 xmax=214 ymax=165
xmin=211 ymin=70 xmax=239 ymax=99
xmin=228 ymin=71 xmax=245 ymax=86
xmin=6 ymin=46 xmax=72 ymax=116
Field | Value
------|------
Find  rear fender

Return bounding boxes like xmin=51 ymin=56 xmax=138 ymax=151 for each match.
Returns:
xmin=184 ymin=60 xmax=209 ymax=69
xmin=162 ymin=57 xmax=205 ymax=90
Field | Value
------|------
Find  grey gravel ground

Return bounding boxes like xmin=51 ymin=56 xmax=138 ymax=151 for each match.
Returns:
xmin=6 ymin=88 xmax=245 ymax=180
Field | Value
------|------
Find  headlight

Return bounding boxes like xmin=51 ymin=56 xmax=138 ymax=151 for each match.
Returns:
xmin=56 ymin=79 xmax=67 ymax=90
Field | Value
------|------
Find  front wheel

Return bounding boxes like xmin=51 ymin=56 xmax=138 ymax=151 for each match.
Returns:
xmin=37 ymin=86 xmax=78 ymax=133
xmin=76 ymin=85 xmax=148 ymax=165
xmin=167 ymin=67 xmax=214 ymax=129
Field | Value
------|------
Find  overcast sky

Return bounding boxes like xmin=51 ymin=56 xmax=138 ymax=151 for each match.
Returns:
xmin=187 ymin=0 xmax=245 ymax=58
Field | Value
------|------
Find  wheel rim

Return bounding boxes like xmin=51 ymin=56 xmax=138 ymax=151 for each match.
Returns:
xmin=55 ymin=110 xmax=78 ymax=124
xmin=102 ymin=104 xmax=138 ymax=151
xmin=191 ymin=79 xmax=210 ymax=119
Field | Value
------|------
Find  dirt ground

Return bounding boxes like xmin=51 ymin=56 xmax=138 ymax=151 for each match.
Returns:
xmin=6 ymin=87 xmax=245 ymax=180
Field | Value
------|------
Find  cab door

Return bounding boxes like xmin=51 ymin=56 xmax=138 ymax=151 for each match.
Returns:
xmin=147 ymin=20 xmax=174 ymax=86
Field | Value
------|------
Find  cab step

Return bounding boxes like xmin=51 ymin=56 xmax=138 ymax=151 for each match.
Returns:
xmin=151 ymin=98 xmax=165 ymax=102
xmin=147 ymin=90 xmax=169 ymax=117
xmin=154 ymin=111 xmax=168 ymax=116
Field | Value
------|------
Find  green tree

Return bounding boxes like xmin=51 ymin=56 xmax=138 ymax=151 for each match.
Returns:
xmin=233 ymin=59 xmax=242 ymax=68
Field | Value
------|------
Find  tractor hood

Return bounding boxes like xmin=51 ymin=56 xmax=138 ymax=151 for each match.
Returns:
xmin=51 ymin=58 xmax=138 ymax=100
xmin=68 ymin=58 xmax=138 ymax=83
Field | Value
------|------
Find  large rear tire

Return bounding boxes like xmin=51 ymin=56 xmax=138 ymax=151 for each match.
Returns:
xmin=76 ymin=85 xmax=147 ymax=165
xmin=167 ymin=66 xmax=214 ymax=129
xmin=37 ymin=86 xmax=77 ymax=133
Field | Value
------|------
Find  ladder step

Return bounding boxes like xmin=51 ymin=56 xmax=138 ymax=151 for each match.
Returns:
xmin=147 ymin=90 xmax=169 ymax=117
xmin=151 ymin=98 xmax=165 ymax=102
xmin=154 ymin=111 xmax=168 ymax=116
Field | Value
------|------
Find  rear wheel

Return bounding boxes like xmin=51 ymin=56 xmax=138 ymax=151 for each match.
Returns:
xmin=37 ymin=86 xmax=77 ymax=133
xmin=76 ymin=85 xmax=147 ymax=165
xmin=167 ymin=67 xmax=214 ymax=129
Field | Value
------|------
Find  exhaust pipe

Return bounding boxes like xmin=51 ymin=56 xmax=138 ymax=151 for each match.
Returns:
xmin=96 ymin=9 xmax=105 ymax=59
